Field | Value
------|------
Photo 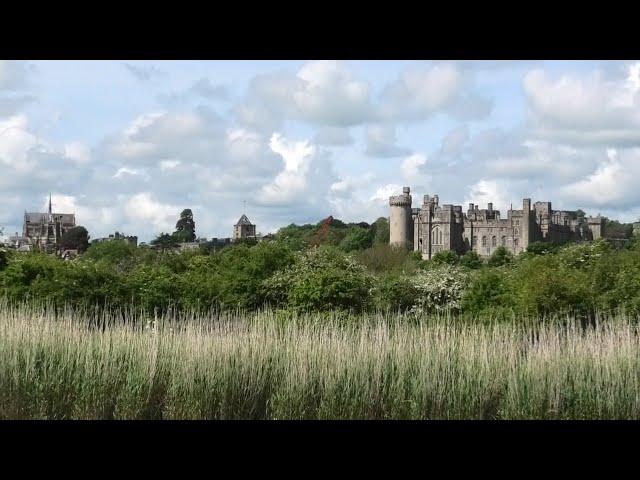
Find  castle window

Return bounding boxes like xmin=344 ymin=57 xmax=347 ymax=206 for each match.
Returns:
xmin=482 ymin=236 xmax=487 ymax=247
xmin=432 ymin=227 xmax=442 ymax=245
xmin=514 ymin=238 xmax=519 ymax=247
xmin=516 ymin=219 xmax=520 ymax=226
xmin=491 ymin=236 xmax=497 ymax=247
xmin=514 ymin=228 xmax=519 ymax=237
xmin=501 ymin=236 xmax=506 ymax=246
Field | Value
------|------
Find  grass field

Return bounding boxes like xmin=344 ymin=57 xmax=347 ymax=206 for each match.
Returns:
xmin=2 ymin=301 xmax=640 ymax=419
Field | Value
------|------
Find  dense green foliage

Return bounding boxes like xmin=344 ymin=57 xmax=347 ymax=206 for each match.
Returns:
xmin=605 ymin=219 xmax=634 ymax=239
xmin=60 ymin=226 xmax=90 ymax=253
xmin=3 ymin=212 xmax=640 ymax=318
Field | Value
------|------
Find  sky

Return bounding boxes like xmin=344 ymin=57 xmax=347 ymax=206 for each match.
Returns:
xmin=1 ymin=59 xmax=640 ymax=243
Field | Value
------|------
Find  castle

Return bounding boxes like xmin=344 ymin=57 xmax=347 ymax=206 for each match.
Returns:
xmin=389 ymin=187 xmax=606 ymax=259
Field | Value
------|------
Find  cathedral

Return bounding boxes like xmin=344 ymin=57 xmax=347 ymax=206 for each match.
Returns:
xmin=389 ymin=187 xmax=606 ymax=259
xmin=21 ymin=195 xmax=76 ymax=252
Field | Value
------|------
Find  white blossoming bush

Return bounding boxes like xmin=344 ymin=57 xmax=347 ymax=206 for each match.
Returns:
xmin=408 ymin=264 xmax=469 ymax=314
xmin=558 ymin=239 xmax=611 ymax=269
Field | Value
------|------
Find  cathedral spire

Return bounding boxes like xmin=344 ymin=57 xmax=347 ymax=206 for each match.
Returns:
xmin=48 ymin=193 xmax=52 ymax=215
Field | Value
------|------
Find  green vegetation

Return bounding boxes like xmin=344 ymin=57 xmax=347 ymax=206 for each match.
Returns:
xmin=3 ymin=213 xmax=640 ymax=318
xmin=60 ymin=226 xmax=90 ymax=253
xmin=605 ymin=219 xmax=634 ymax=239
xmin=3 ymin=302 xmax=640 ymax=419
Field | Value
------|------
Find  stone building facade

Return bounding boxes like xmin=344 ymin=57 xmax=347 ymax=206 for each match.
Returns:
xmin=233 ymin=214 xmax=256 ymax=240
xmin=91 ymin=231 xmax=138 ymax=247
xmin=22 ymin=195 xmax=76 ymax=253
xmin=390 ymin=187 xmax=606 ymax=259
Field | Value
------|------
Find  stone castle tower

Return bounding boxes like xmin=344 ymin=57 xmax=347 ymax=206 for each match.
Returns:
xmin=389 ymin=187 xmax=606 ymax=259
xmin=389 ymin=187 xmax=414 ymax=249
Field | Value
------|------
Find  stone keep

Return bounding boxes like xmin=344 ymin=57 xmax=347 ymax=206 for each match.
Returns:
xmin=389 ymin=187 xmax=606 ymax=259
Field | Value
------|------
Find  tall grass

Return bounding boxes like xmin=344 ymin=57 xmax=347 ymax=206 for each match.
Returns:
xmin=1 ymin=301 xmax=640 ymax=419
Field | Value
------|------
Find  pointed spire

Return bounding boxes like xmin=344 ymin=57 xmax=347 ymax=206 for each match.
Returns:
xmin=48 ymin=193 xmax=52 ymax=215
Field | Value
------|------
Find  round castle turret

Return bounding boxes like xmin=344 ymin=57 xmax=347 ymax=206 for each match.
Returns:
xmin=389 ymin=186 xmax=413 ymax=248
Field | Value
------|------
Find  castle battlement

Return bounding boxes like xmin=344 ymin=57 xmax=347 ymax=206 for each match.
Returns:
xmin=389 ymin=195 xmax=412 ymax=207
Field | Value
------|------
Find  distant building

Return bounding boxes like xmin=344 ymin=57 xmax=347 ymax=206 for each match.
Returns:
xmin=91 ymin=231 xmax=138 ymax=247
xmin=6 ymin=232 xmax=32 ymax=251
xmin=233 ymin=214 xmax=256 ymax=240
xmin=390 ymin=187 xmax=606 ymax=259
xmin=23 ymin=194 xmax=76 ymax=252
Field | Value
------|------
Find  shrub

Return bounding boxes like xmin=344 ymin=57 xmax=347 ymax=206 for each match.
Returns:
xmin=262 ymin=247 xmax=373 ymax=312
xmin=354 ymin=244 xmax=419 ymax=275
xmin=487 ymin=246 xmax=513 ymax=267
xmin=431 ymin=250 xmax=459 ymax=265
xmin=460 ymin=251 xmax=482 ymax=269
xmin=83 ymin=240 xmax=137 ymax=268
xmin=409 ymin=265 xmax=468 ymax=314
xmin=526 ymin=241 xmax=562 ymax=255
xmin=373 ymin=274 xmax=417 ymax=312
xmin=461 ymin=269 xmax=513 ymax=313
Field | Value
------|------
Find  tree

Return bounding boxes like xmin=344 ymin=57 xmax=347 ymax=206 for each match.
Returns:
xmin=487 ymin=246 xmax=513 ymax=267
xmin=604 ymin=219 xmax=633 ymax=239
xmin=59 ymin=226 xmax=90 ymax=253
xmin=372 ymin=217 xmax=390 ymax=245
xmin=151 ymin=232 xmax=179 ymax=252
xmin=174 ymin=209 xmax=196 ymax=242
xmin=339 ymin=227 xmax=374 ymax=252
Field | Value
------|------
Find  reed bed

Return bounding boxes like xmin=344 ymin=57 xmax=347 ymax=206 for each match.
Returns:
xmin=1 ymin=301 xmax=640 ymax=419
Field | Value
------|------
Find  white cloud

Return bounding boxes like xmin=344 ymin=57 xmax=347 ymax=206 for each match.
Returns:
xmin=113 ymin=167 xmax=146 ymax=179
xmin=314 ymin=126 xmax=354 ymax=146
xmin=0 ymin=115 xmax=41 ymax=172
xmin=364 ymin=124 xmax=410 ymax=157
xmin=441 ymin=125 xmax=469 ymax=155
xmin=401 ymin=153 xmax=427 ymax=182
xmin=64 ymin=142 xmax=91 ymax=165
xmin=561 ymin=148 xmax=640 ymax=209
xmin=260 ymin=133 xmax=316 ymax=204
xmin=124 ymin=192 xmax=182 ymax=233
xmin=379 ymin=63 xmax=491 ymax=123
xmin=370 ymin=184 xmax=403 ymax=204
xmin=329 ymin=173 xmax=374 ymax=197
xmin=524 ymin=63 xmax=640 ymax=146
xmin=159 ymin=159 xmax=181 ymax=171
xmin=293 ymin=60 xmax=372 ymax=126
xmin=463 ymin=179 xmax=515 ymax=213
